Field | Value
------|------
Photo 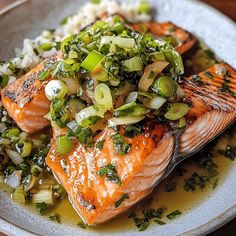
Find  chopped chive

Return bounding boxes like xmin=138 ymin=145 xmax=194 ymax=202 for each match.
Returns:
xmin=154 ymin=219 xmax=166 ymax=225
xmin=115 ymin=194 xmax=129 ymax=208
xmin=49 ymin=213 xmax=61 ymax=223
xmin=77 ymin=221 xmax=86 ymax=229
xmin=166 ymin=210 xmax=182 ymax=220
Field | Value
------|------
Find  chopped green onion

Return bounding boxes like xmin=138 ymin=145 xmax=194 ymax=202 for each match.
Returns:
xmin=38 ymin=70 xmax=50 ymax=81
xmin=123 ymin=56 xmax=143 ymax=72
xmin=108 ymin=116 xmax=145 ymax=126
xmin=101 ymin=36 xmax=135 ymax=49
xmin=96 ymin=139 xmax=105 ymax=150
xmin=150 ymin=52 xmax=166 ymax=61
xmin=31 ymin=165 xmax=43 ymax=177
xmin=56 ymin=135 xmax=74 ymax=155
xmin=12 ymin=185 xmax=25 ymax=204
xmin=32 ymin=189 xmax=54 ymax=205
xmin=16 ymin=140 xmax=32 ymax=158
xmin=53 ymin=185 xmax=66 ymax=199
xmin=2 ymin=128 xmax=20 ymax=142
xmin=143 ymin=96 xmax=166 ymax=109
xmin=77 ymin=221 xmax=86 ymax=229
xmin=75 ymin=105 xmax=105 ymax=127
xmin=81 ymin=50 xmax=105 ymax=71
xmin=94 ymin=83 xmax=113 ymax=110
xmin=39 ymin=43 xmax=52 ymax=51
xmin=45 ymin=80 xmax=68 ymax=101
xmin=152 ymin=76 xmax=177 ymax=98
xmin=98 ymin=164 xmax=121 ymax=185
xmin=164 ymin=103 xmax=189 ymax=121
xmin=91 ymin=0 xmax=100 ymax=3
xmin=68 ymin=51 xmax=78 ymax=59
xmin=114 ymin=102 xmax=148 ymax=117
xmin=126 ymin=92 xmax=138 ymax=103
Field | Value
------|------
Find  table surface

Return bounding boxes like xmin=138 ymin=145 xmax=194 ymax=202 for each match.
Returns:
xmin=0 ymin=0 xmax=235 ymax=236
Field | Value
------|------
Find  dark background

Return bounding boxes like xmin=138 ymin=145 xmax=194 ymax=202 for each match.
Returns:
xmin=0 ymin=0 xmax=235 ymax=235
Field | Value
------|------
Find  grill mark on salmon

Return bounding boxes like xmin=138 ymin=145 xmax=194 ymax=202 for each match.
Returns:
xmin=46 ymin=62 xmax=236 ymax=226
xmin=131 ymin=22 xmax=196 ymax=54
xmin=1 ymin=61 xmax=51 ymax=133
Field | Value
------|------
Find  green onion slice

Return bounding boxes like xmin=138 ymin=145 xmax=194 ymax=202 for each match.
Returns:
xmin=164 ymin=103 xmax=189 ymax=121
xmin=108 ymin=116 xmax=145 ymax=126
xmin=45 ymin=80 xmax=68 ymax=101
xmin=101 ymin=36 xmax=135 ymax=49
xmin=114 ymin=102 xmax=148 ymax=117
xmin=94 ymin=83 xmax=113 ymax=110
xmin=56 ymin=135 xmax=74 ymax=155
xmin=152 ymin=76 xmax=177 ymax=98
xmin=122 ymin=56 xmax=143 ymax=72
xmin=81 ymin=50 xmax=105 ymax=71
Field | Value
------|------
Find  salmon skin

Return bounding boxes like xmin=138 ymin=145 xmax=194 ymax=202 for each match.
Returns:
xmin=46 ymin=63 xmax=236 ymax=225
xmin=131 ymin=22 xmax=196 ymax=54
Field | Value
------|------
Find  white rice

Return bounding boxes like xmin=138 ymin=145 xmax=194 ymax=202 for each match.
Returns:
xmin=0 ymin=0 xmax=151 ymax=82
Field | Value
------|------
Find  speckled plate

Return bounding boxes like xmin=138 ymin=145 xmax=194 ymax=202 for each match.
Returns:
xmin=0 ymin=0 xmax=236 ymax=235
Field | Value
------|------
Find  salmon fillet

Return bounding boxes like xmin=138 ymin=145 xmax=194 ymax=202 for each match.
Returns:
xmin=131 ymin=22 xmax=196 ymax=54
xmin=1 ymin=60 xmax=55 ymax=133
xmin=46 ymin=63 xmax=236 ymax=225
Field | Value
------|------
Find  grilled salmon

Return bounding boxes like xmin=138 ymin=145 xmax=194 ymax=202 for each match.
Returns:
xmin=46 ymin=63 xmax=236 ymax=225
xmin=131 ymin=22 xmax=196 ymax=54
xmin=1 ymin=61 xmax=51 ymax=133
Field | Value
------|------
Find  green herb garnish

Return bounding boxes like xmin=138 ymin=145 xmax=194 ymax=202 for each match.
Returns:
xmin=115 ymin=194 xmax=129 ymax=208
xmin=77 ymin=221 xmax=86 ymax=229
xmin=49 ymin=213 xmax=61 ymax=223
xmin=96 ymin=139 xmax=105 ymax=150
xmin=111 ymin=133 xmax=131 ymax=155
xmin=35 ymin=202 xmax=48 ymax=215
xmin=154 ymin=219 xmax=166 ymax=225
xmin=166 ymin=210 xmax=182 ymax=220
xmin=98 ymin=164 xmax=121 ymax=186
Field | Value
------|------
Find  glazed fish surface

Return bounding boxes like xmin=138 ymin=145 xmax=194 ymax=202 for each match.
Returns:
xmin=47 ymin=62 xmax=236 ymax=225
xmin=1 ymin=14 xmax=236 ymax=227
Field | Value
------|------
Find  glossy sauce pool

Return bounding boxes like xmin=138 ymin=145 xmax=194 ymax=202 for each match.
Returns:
xmin=24 ymin=131 xmax=234 ymax=232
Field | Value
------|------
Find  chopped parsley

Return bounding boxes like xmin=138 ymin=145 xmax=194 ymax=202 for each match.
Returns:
xmin=96 ymin=139 xmax=105 ymax=150
xmin=49 ymin=213 xmax=61 ymax=223
xmin=115 ymin=194 xmax=129 ymax=208
xmin=124 ymin=124 xmax=143 ymax=138
xmin=98 ymin=164 xmax=121 ymax=185
xmin=154 ymin=219 xmax=166 ymax=225
xmin=183 ymin=173 xmax=210 ymax=192
xmin=111 ymin=133 xmax=131 ymax=155
xmin=166 ymin=210 xmax=182 ymax=220
xmin=77 ymin=221 xmax=86 ymax=229
xmin=35 ymin=202 xmax=48 ymax=215
xmin=192 ymin=75 xmax=204 ymax=85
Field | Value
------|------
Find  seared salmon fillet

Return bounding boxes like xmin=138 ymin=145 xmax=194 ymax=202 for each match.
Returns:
xmin=1 ymin=61 xmax=51 ymax=133
xmin=46 ymin=63 xmax=236 ymax=225
xmin=131 ymin=22 xmax=196 ymax=54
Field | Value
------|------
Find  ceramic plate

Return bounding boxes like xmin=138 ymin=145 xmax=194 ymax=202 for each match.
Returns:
xmin=0 ymin=0 xmax=236 ymax=235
